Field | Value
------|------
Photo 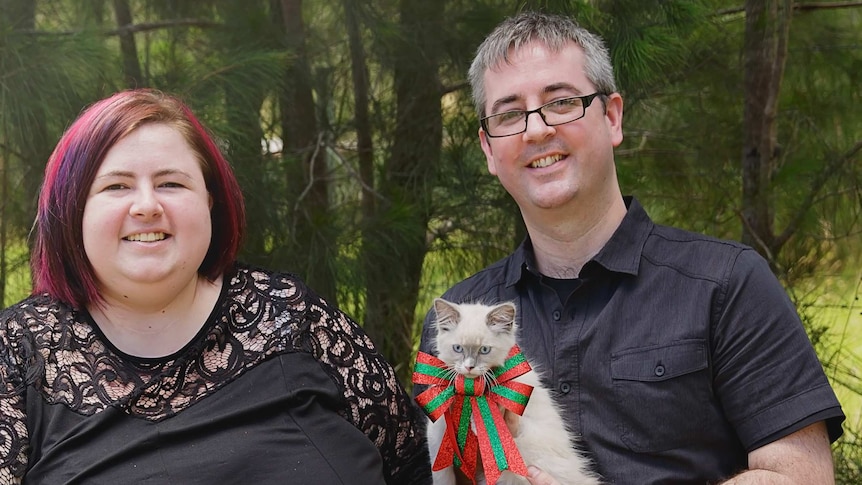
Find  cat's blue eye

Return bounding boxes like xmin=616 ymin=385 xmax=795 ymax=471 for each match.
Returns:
xmin=479 ymin=346 xmax=491 ymax=354
xmin=452 ymin=344 xmax=463 ymax=353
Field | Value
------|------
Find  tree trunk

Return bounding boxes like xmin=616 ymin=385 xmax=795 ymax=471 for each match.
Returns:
xmin=343 ymin=0 xmax=375 ymax=223
xmin=113 ymin=0 xmax=145 ymax=88
xmin=741 ymin=0 xmax=792 ymax=263
xmin=277 ymin=0 xmax=337 ymax=303
xmin=219 ymin=1 xmax=269 ymax=261
xmin=362 ymin=0 xmax=443 ymax=381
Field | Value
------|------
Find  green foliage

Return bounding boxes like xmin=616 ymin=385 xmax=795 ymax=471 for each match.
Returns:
xmin=834 ymin=432 xmax=862 ymax=485
xmin=798 ymin=266 xmax=862 ymax=484
xmin=0 ymin=3 xmax=119 ymax=304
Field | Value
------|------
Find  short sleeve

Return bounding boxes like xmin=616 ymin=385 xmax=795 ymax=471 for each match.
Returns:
xmin=0 ymin=318 xmax=29 ymax=484
xmin=711 ymin=249 xmax=844 ymax=449
xmin=297 ymin=291 xmax=432 ymax=484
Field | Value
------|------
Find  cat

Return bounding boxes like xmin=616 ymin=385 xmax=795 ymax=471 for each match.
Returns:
xmin=425 ymin=298 xmax=602 ymax=485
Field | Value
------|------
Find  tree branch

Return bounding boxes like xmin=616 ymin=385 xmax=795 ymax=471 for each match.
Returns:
xmin=0 ymin=143 xmax=23 ymax=160
xmin=717 ymin=1 xmax=862 ymax=16
xmin=794 ymin=1 xmax=862 ymax=11
xmin=441 ymin=80 xmax=469 ymax=96
xmin=774 ymin=138 xmax=862 ymax=252
xmin=17 ymin=18 xmax=220 ymax=36
xmin=738 ymin=208 xmax=776 ymax=262
xmin=109 ymin=19 xmax=220 ymax=35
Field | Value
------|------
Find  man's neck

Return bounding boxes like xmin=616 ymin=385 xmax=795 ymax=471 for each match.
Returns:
xmin=525 ymin=195 xmax=627 ymax=279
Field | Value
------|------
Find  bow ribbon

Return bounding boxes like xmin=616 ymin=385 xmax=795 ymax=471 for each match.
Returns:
xmin=413 ymin=345 xmax=533 ymax=485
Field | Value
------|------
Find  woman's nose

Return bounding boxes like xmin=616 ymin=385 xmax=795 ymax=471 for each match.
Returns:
xmin=129 ymin=188 xmax=164 ymax=218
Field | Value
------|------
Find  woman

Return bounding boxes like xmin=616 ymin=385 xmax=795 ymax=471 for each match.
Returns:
xmin=0 ymin=89 xmax=431 ymax=484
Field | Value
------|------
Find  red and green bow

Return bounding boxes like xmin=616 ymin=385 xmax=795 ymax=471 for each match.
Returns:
xmin=413 ymin=345 xmax=533 ymax=485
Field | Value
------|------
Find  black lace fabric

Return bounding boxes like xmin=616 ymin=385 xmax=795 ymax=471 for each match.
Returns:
xmin=0 ymin=263 xmax=430 ymax=484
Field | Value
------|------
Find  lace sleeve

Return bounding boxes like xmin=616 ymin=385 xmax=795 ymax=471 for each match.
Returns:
xmin=294 ymin=289 xmax=431 ymax=485
xmin=0 ymin=313 xmax=29 ymax=485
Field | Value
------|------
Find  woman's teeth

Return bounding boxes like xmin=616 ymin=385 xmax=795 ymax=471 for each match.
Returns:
xmin=125 ymin=232 xmax=166 ymax=242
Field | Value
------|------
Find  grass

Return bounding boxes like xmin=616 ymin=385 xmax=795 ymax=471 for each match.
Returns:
xmin=799 ymin=266 xmax=862 ymax=484
xmin=810 ymin=270 xmax=862 ymax=429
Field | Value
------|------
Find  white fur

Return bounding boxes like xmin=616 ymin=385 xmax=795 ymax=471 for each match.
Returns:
xmin=427 ymin=299 xmax=602 ymax=485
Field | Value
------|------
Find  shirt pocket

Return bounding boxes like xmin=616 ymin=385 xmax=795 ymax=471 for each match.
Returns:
xmin=610 ymin=339 xmax=712 ymax=452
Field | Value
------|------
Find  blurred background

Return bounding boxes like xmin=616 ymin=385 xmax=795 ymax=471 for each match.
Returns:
xmin=1 ymin=0 xmax=860 ymax=479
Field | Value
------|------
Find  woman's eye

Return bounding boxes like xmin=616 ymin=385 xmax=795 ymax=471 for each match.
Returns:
xmin=105 ymin=184 xmax=128 ymax=191
xmin=160 ymin=181 xmax=184 ymax=188
xmin=479 ymin=346 xmax=491 ymax=354
xmin=452 ymin=344 xmax=463 ymax=353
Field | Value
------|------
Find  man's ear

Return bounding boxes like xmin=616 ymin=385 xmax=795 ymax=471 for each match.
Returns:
xmin=604 ymin=93 xmax=624 ymax=148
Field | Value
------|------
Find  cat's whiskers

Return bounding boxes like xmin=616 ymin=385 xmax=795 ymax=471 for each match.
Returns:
xmin=483 ymin=371 xmax=501 ymax=390
xmin=443 ymin=365 xmax=459 ymax=386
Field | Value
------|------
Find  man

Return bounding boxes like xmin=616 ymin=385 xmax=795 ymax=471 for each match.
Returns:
xmin=417 ymin=12 xmax=844 ymax=484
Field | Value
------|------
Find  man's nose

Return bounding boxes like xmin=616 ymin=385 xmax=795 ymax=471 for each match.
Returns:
xmin=522 ymin=110 xmax=554 ymax=141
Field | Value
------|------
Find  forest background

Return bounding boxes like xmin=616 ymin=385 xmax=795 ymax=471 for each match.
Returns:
xmin=1 ymin=0 xmax=860 ymax=480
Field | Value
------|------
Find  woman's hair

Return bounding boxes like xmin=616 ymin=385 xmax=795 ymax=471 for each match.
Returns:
xmin=468 ymin=11 xmax=617 ymax=118
xmin=31 ymin=89 xmax=246 ymax=308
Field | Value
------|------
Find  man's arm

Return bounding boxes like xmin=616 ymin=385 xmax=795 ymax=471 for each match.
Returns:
xmin=520 ymin=420 xmax=835 ymax=485
xmin=722 ymin=421 xmax=834 ymax=484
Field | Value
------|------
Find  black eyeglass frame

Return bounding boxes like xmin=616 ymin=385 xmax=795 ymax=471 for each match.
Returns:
xmin=479 ymin=92 xmax=605 ymax=138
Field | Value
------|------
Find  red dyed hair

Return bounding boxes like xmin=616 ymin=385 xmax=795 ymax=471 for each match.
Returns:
xmin=31 ymin=89 xmax=246 ymax=308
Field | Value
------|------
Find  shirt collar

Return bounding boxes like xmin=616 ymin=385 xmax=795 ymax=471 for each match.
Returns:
xmin=592 ymin=196 xmax=652 ymax=275
xmin=505 ymin=196 xmax=653 ymax=286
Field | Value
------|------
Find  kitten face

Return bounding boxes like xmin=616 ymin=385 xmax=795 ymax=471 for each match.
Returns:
xmin=433 ymin=299 xmax=518 ymax=378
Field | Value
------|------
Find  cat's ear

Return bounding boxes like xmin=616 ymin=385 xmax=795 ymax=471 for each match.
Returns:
xmin=433 ymin=298 xmax=461 ymax=332
xmin=486 ymin=302 xmax=516 ymax=333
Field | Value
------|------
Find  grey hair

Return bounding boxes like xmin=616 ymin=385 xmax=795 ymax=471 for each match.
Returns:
xmin=468 ymin=11 xmax=617 ymax=118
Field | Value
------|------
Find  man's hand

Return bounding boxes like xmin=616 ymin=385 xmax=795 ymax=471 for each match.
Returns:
xmin=525 ymin=466 xmax=562 ymax=485
xmin=502 ymin=408 xmax=561 ymax=485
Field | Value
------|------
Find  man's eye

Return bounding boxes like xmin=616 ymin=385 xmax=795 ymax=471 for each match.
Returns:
xmin=496 ymin=110 xmax=526 ymax=125
xmin=545 ymin=97 xmax=580 ymax=113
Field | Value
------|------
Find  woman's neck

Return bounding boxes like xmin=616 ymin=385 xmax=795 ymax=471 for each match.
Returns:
xmin=88 ymin=274 xmax=223 ymax=358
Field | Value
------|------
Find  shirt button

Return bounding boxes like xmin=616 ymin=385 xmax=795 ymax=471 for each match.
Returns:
xmin=654 ymin=365 xmax=666 ymax=377
xmin=552 ymin=310 xmax=562 ymax=321
xmin=559 ymin=382 xmax=572 ymax=394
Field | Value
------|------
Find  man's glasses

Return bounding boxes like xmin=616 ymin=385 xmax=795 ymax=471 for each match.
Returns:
xmin=480 ymin=93 xmax=604 ymax=138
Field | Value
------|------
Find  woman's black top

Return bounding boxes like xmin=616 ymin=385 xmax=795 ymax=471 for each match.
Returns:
xmin=0 ymin=263 xmax=431 ymax=484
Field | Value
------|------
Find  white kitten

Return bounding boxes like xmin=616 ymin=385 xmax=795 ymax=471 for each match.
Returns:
xmin=426 ymin=298 xmax=602 ymax=485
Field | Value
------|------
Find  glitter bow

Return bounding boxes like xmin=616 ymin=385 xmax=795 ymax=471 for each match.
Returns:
xmin=413 ymin=345 xmax=533 ymax=485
